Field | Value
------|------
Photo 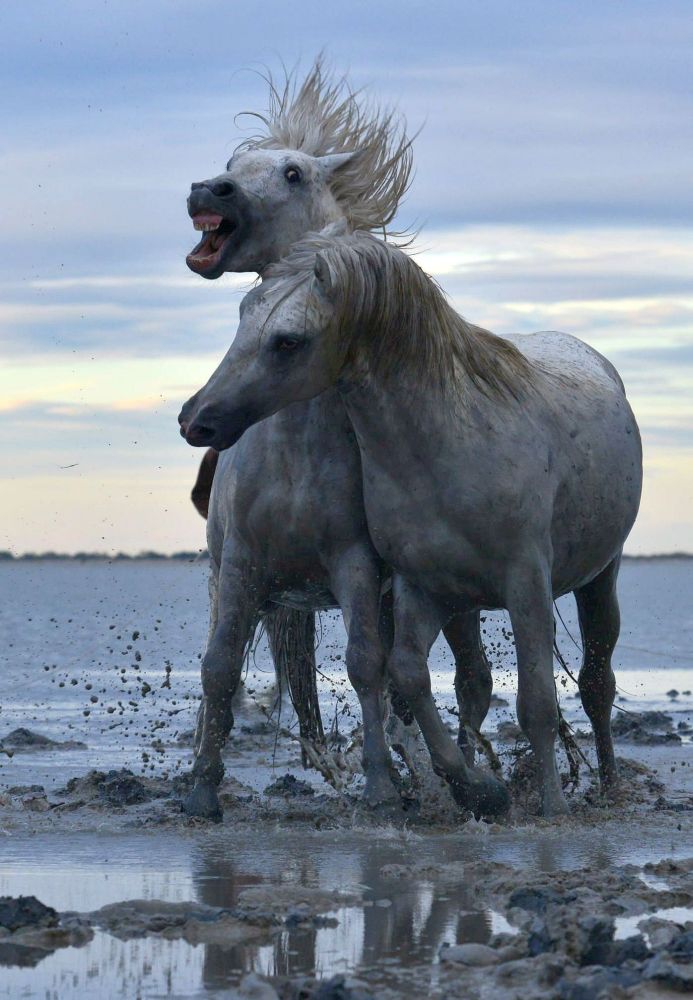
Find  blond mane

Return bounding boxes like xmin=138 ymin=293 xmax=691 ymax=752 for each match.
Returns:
xmin=236 ymin=57 xmax=414 ymax=238
xmin=267 ymin=231 xmax=537 ymax=400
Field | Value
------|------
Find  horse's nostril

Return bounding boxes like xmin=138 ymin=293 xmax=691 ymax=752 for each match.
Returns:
xmin=185 ymin=421 xmax=216 ymax=446
xmin=209 ymin=180 xmax=235 ymax=198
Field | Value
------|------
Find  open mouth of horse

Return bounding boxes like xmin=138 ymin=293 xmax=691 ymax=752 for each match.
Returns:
xmin=186 ymin=213 xmax=239 ymax=275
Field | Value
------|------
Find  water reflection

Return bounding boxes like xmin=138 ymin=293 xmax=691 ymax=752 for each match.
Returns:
xmin=2 ymin=821 xmax=692 ymax=999
xmin=188 ymin=836 xmax=496 ymax=989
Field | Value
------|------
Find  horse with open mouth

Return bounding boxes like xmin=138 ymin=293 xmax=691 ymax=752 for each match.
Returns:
xmin=180 ymin=229 xmax=642 ymax=818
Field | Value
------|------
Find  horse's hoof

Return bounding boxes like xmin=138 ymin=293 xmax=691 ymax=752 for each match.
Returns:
xmin=540 ymin=793 xmax=570 ymax=818
xmin=362 ymin=778 xmax=403 ymax=811
xmin=182 ymin=782 xmax=223 ymax=822
xmin=450 ymin=772 xmax=510 ymax=819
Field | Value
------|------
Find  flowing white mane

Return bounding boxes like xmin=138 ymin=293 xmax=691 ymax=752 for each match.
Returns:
xmin=236 ymin=58 xmax=414 ymax=237
xmin=267 ymin=230 xmax=537 ymax=399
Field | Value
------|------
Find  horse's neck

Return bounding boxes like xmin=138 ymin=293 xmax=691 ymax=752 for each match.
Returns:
xmin=338 ymin=371 xmax=477 ymax=474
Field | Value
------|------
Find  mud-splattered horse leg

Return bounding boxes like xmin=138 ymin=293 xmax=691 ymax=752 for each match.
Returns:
xmin=329 ymin=546 xmax=400 ymax=807
xmin=507 ymin=559 xmax=569 ymax=817
xmin=184 ymin=548 xmax=264 ymax=820
xmin=443 ymin=611 xmax=492 ymax=765
xmin=574 ymin=553 xmax=621 ymax=793
xmin=386 ymin=577 xmax=508 ymax=818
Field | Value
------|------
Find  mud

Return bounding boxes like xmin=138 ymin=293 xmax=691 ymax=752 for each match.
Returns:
xmin=1 ymin=718 xmax=692 ymax=997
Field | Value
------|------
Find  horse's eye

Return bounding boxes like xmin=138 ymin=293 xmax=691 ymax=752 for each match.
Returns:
xmin=275 ymin=335 xmax=301 ymax=351
xmin=284 ymin=166 xmax=302 ymax=185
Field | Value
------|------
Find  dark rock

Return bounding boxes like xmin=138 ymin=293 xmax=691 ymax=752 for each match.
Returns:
xmin=527 ymin=916 xmax=553 ymax=956
xmin=611 ymin=710 xmax=681 ymax=744
xmin=608 ymin=934 xmax=650 ymax=966
xmin=612 ymin=710 xmax=672 ymax=735
xmin=1 ymin=729 xmax=56 ymax=748
xmin=578 ymin=915 xmax=616 ymax=966
xmin=509 ymin=886 xmax=567 ymax=915
xmin=264 ymin=774 xmax=314 ymax=797
xmin=312 ymin=975 xmax=376 ymax=1000
xmin=644 ymin=947 xmax=693 ymax=991
xmin=0 ymin=728 xmax=86 ymax=751
xmin=557 ymin=967 xmax=643 ymax=1000
xmin=669 ymin=930 xmax=693 ymax=959
xmin=98 ymin=770 xmax=152 ymax=806
xmin=654 ymin=796 xmax=693 ymax=812
xmin=667 ymin=689 xmax=679 ymax=699
xmin=6 ymin=784 xmax=45 ymax=796
xmin=0 ymin=896 xmax=58 ymax=932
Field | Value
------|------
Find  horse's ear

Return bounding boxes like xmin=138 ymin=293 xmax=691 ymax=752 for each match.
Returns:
xmin=318 ymin=150 xmax=361 ymax=178
xmin=314 ymin=253 xmax=334 ymax=298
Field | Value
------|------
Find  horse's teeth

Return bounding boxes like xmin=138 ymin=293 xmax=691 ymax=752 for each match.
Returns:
xmin=193 ymin=221 xmax=221 ymax=232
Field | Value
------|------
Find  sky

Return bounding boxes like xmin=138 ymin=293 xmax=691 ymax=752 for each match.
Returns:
xmin=1 ymin=1 xmax=692 ymax=555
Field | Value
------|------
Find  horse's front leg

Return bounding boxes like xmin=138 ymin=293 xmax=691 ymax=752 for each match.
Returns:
xmin=387 ymin=577 xmax=509 ymax=819
xmin=506 ymin=559 xmax=569 ymax=817
xmin=184 ymin=548 xmax=264 ymax=821
xmin=443 ymin=611 xmax=493 ymax=765
xmin=328 ymin=546 xmax=399 ymax=807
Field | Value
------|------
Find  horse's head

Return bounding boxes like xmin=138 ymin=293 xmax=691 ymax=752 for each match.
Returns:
xmin=186 ymin=148 xmax=357 ymax=278
xmin=179 ymin=242 xmax=343 ymax=449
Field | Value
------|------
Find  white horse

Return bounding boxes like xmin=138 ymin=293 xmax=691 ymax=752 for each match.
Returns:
xmin=179 ymin=230 xmax=643 ymax=817
xmin=181 ymin=63 xmax=502 ymax=820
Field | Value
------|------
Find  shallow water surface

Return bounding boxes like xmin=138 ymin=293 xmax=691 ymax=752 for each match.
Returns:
xmin=2 ymin=820 xmax=693 ymax=999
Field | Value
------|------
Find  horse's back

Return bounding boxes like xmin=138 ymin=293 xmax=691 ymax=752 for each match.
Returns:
xmin=505 ymin=330 xmax=625 ymax=394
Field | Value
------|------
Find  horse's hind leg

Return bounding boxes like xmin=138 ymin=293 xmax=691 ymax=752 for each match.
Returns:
xmin=443 ymin=611 xmax=492 ymax=765
xmin=574 ymin=554 xmax=621 ymax=793
xmin=184 ymin=549 xmax=262 ymax=821
xmin=507 ymin=561 xmax=569 ymax=817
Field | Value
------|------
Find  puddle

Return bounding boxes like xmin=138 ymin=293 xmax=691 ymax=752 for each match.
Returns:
xmin=1 ymin=823 xmax=692 ymax=998
xmin=615 ymin=905 xmax=693 ymax=942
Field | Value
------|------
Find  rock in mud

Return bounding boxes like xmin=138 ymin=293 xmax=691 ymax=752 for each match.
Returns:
xmin=612 ymin=710 xmax=682 ymax=745
xmin=0 ymin=896 xmax=58 ymax=933
xmin=307 ymin=975 xmax=376 ymax=1000
xmin=557 ymin=966 xmax=644 ymax=999
xmin=439 ymin=942 xmax=501 ymax=966
xmin=98 ymin=770 xmax=152 ymax=806
xmin=90 ymin=899 xmax=273 ymax=945
xmin=0 ymin=728 xmax=86 ymax=751
xmin=57 ymin=768 xmax=167 ymax=806
xmin=0 ymin=898 xmax=92 ymax=968
xmin=264 ymin=773 xmax=314 ymax=797
xmin=643 ymin=932 xmax=693 ymax=991
xmin=508 ymin=885 xmax=569 ymax=915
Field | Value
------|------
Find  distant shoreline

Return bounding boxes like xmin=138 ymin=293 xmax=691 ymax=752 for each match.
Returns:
xmin=1 ymin=550 xmax=692 ymax=563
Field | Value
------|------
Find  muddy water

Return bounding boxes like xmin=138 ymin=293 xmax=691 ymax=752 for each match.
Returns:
xmin=2 ymin=820 xmax=692 ymax=999
xmin=1 ymin=559 xmax=692 ymax=997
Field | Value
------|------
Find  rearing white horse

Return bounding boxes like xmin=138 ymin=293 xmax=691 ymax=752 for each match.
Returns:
xmin=180 ymin=230 xmax=643 ymax=818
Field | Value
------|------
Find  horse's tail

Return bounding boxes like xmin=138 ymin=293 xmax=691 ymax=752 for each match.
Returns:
xmin=191 ymin=448 xmax=219 ymax=519
xmin=265 ymin=607 xmax=324 ymax=764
